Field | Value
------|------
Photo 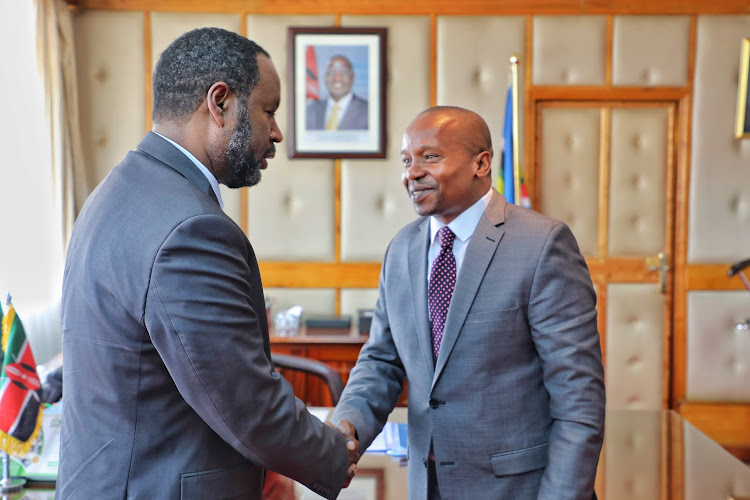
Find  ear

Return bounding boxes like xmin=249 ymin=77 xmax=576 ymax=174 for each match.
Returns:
xmin=206 ymin=81 xmax=231 ymax=127
xmin=475 ymin=150 xmax=493 ymax=178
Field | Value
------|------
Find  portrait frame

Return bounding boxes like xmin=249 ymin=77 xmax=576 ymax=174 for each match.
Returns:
xmin=288 ymin=27 xmax=387 ymax=159
xmin=735 ymin=37 xmax=750 ymax=139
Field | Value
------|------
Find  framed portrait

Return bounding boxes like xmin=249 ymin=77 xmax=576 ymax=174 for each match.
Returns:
xmin=288 ymin=27 xmax=387 ymax=158
xmin=735 ymin=37 xmax=750 ymax=139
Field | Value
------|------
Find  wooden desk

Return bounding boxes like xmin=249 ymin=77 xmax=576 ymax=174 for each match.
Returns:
xmin=270 ymin=333 xmax=409 ymax=407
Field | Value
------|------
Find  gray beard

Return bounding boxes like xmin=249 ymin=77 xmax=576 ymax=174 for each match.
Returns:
xmin=223 ymin=100 xmax=263 ymax=188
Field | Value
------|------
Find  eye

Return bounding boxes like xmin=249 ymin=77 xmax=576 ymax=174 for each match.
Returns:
xmin=402 ymin=157 xmax=411 ymax=165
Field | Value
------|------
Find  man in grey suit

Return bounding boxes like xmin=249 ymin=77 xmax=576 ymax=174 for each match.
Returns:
xmin=332 ymin=106 xmax=605 ymax=499
xmin=59 ymin=28 xmax=357 ymax=499
xmin=306 ymin=55 xmax=368 ymax=130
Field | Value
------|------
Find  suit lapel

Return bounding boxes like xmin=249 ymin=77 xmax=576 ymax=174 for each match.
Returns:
xmin=136 ymin=132 xmax=219 ymax=205
xmin=408 ymin=218 xmax=435 ymax=377
xmin=432 ymin=191 xmax=507 ymax=388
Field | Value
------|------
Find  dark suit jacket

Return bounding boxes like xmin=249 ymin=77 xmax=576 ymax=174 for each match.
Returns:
xmin=59 ymin=132 xmax=348 ymax=499
xmin=332 ymin=191 xmax=605 ymax=500
xmin=306 ymin=95 xmax=368 ymax=130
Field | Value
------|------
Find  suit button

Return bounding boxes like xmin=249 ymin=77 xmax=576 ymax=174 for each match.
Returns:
xmin=429 ymin=398 xmax=439 ymax=409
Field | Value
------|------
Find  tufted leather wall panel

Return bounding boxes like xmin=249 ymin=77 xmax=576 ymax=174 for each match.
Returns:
xmin=340 ymin=288 xmax=379 ymax=323
xmin=607 ymin=284 xmax=664 ymax=409
xmin=604 ymin=411 xmax=660 ymax=500
xmin=436 ymin=16 xmax=526 ymax=184
xmin=688 ymin=15 xmax=750 ymax=263
xmin=149 ymin=13 xmax=244 ymax=227
xmin=339 ymin=16 xmax=430 ymax=262
xmin=245 ymin=15 xmax=336 ymax=261
xmin=538 ymin=107 xmax=600 ymax=256
xmin=265 ymin=288 xmax=336 ymax=319
xmin=687 ymin=291 xmax=750 ymax=402
xmin=608 ymin=107 xmax=668 ymax=256
xmin=612 ymin=16 xmax=690 ymax=87
xmin=532 ymin=16 xmax=607 ymax=86
xmin=73 ymin=10 xmax=145 ymax=188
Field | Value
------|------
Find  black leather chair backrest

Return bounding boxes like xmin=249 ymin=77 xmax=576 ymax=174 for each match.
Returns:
xmin=271 ymin=353 xmax=345 ymax=406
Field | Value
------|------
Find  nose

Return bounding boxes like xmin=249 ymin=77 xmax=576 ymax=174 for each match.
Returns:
xmin=403 ymin=162 xmax=425 ymax=181
xmin=271 ymin=118 xmax=283 ymax=143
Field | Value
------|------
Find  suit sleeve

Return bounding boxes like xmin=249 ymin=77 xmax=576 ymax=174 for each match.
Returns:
xmin=527 ymin=222 xmax=605 ymax=500
xmin=144 ymin=214 xmax=348 ymax=499
xmin=331 ymin=243 xmax=406 ymax=449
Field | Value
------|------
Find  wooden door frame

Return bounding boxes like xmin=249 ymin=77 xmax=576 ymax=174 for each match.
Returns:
xmin=527 ymin=91 xmax=690 ymax=410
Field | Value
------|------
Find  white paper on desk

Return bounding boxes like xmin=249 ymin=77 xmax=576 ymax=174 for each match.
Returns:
xmin=366 ymin=429 xmax=388 ymax=452
xmin=365 ymin=422 xmax=407 ymax=456
xmin=308 ymin=408 xmax=330 ymax=422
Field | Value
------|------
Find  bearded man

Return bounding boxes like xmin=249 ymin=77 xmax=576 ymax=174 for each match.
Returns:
xmin=58 ymin=28 xmax=357 ymax=499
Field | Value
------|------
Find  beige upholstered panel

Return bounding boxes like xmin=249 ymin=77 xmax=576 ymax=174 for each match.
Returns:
xmin=532 ymin=16 xmax=607 ymax=85
xmin=538 ymin=107 xmax=600 ymax=256
xmin=74 ymin=10 xmax=145 ymax=188
xmin=436 ymin=16 xmax=525 ymax=183
xmin=265 ymin=288 xmax=336 ymax=319
xmin=686 ymin=291 xmax=750 ymax=402
xmin=149 ymin=14 xmax=244 ymax=226
xmin=612 ymin=16 xmax=690 ymax=87
xmin=608 ymin=108 xmax=668 ymax=256
xmin=246 ymin=15 xmax=336 ymax=260
xmin=340 ymin=288 xmax=379 ymax=322
xmin=606 ymin=284 xmax=664 ymax=409
xmin=604 ymin=412 xmax=660 ymax=500
xmin=340 ymin=16 xmax=429 ymax=261
xmin=688 ymin=16 xmax=750 ymax=262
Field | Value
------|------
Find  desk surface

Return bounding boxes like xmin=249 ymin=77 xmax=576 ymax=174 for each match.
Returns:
xmin=15 ymin=409 xmax=750 ymax=500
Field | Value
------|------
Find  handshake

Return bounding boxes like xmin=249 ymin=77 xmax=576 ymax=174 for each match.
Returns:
xmin=326 ymin=419 xmax=360 ymax=488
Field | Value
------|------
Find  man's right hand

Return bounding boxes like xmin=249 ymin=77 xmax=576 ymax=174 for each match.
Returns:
xmin=328 ymin=419 xmax=360 ymax=487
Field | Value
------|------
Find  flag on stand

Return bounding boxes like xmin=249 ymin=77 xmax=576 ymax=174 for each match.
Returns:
xmin=498 ymin=85 xmax=531 ymax=209
xmin=0 ymin=297 xmax=43 ymax=456
xmin=305 ymin=45 xmax=319 ymax=101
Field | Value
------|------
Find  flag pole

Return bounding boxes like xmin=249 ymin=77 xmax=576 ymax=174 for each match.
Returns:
xmin=0 ymin=451 xmax=25 ymax=493
xmin=510 ymin=55 xmax=521 ymax=206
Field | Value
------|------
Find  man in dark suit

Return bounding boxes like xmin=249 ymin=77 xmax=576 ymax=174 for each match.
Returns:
xmin=306 ymin=55 xmax=368 ymax=130
xmin=59 ymin=28 xmax=357 ymax=499
xmin=332 ymin=106 xmax=605 ymax=499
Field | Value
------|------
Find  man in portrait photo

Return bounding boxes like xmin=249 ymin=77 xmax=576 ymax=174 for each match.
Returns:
xmin=306 ymin=54 xmax=369 ymax=131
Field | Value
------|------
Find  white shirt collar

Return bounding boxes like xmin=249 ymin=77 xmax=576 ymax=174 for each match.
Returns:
xmin=429 ymin=187 xmax=493 ymax=244
xmin=153 ymin=132 xmax=224 ymax=209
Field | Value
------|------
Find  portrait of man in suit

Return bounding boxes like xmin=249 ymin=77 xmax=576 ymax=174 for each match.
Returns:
xmin=306 ymin=54 xmax=369 ymax=131
xmin=59 ymin=27 xmax=358 ymax=499
xmin=332 ymin=106 xmax=606 ymax=500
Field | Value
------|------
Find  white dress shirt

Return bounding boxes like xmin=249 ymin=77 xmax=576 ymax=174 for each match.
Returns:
xmin=154 ymin=132 xmax=224 ymax=209
xmin=427 ymin=187 xmax=493 ymax=285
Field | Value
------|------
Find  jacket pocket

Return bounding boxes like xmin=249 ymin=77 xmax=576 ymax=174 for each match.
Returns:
xmin=465 ymin=307 xmax=519 ymax=325
xmin=180 ymin=463 xmax=261 ymax=500
xmin=490 ymin=442 xmax=548 ymax=477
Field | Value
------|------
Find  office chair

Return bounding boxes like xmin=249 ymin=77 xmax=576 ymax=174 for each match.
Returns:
xmin=271 ymin=353 xmax=345 ymax=406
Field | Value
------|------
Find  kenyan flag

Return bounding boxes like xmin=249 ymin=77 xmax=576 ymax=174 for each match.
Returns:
xmin=0 ymin=300 xmax=43 ymax=455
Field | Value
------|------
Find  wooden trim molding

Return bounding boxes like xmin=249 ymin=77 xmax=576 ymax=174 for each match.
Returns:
xmin=70 ymin=0 xmax=750 ymax=15
xmin=259 ymin=262 xmax=380 ymax=288
xmin=686 ymin=264 xmax=749 ymax=290
xmin=678 ymin=402 xmax=750 ymax=448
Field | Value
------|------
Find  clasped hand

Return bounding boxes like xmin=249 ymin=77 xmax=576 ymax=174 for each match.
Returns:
xmin=326 ymin=419 xmax=360 ymax=488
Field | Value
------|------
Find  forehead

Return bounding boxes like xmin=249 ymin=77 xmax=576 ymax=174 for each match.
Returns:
xmin=249 ymin=55 xmax=280 ymax=102
xmin=327 ymin=58 xmax=352 ymax=71
xmin=402 ymin=113 xmax=456 ymax=150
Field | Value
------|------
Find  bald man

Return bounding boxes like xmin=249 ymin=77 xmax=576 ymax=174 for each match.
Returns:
xmin=332 ymin=107 xmax=605 ymax=499
xmin=306 ymin=55 xmax=368 ymax=130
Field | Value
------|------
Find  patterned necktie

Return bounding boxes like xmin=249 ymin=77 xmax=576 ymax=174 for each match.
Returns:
xmin=325 ymin=104 xmax=340 ymax=130
xmin=428 ymin=227 xmax=457 ymax=362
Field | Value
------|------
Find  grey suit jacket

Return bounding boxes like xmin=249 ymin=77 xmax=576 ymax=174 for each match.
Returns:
xmin=332 ymin=191 xmax=605 ymax=500
xmin=59 ymin=132 xmax=348 ymax=499
xmin=306 ymin=95 xmax=368 ymax=130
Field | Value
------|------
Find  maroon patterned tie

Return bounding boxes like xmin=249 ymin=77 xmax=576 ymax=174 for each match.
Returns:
xmin=428 ymin=227 xmax=457 ymax=361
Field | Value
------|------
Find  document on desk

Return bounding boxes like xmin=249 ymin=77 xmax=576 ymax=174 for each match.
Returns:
xmin=366 ymin=421 xmax=407 ymax=457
